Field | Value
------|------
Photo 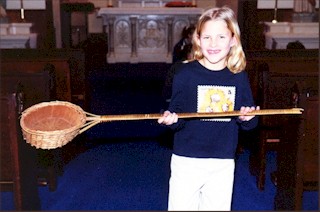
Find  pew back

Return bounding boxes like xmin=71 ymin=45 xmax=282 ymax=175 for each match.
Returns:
xmin=1 ymin=70 xmax=51 ymax=109
xmin=0 ymin=49 xmax=86 ymax=105
xmin=275 ymin=81 xmax=318 ymax=210
xmin=0 ymin=94 xmax=22 ymax=210
xmin=244 ymin=49 xmax=319 ymax=191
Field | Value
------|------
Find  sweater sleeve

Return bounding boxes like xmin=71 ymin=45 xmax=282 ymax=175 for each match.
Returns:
xmin=236 ymin=71 xmax=258 ymax=131
xmin=167 ymin=69 xmax=187 ymax=131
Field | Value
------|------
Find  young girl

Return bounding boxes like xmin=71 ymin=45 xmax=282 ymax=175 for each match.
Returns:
xmin=158 ymin=6 xmax=260 ymax=211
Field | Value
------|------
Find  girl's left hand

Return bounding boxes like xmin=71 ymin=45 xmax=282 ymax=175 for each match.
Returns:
xmin=238 ymin=106 xmax=260 ymax=121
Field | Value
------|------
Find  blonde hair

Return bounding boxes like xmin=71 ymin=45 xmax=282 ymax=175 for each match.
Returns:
xmin=192 ymin=6 xmax=246 ymax=74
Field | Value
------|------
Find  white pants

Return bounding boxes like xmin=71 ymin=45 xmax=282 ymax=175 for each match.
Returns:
xmin=168 ymin=154 xmax=235 ymax=211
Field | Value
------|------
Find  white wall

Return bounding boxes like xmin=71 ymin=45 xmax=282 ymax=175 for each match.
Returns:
xmin=6 ymin=0 xmax=46 ymax=9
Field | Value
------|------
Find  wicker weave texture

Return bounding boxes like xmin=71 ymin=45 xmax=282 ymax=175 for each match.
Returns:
xmin=20 ymin=101 xmax=86 ymax=149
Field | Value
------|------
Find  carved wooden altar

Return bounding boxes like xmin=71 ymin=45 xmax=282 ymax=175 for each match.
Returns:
xmin=97 ymin=7 xmax=203 ymax=63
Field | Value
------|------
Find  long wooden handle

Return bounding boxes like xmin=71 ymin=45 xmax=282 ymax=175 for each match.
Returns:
xmin=86 ymin=108 xmax=303 ymax=122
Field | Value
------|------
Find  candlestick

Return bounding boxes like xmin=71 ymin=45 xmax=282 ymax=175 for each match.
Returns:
xmin=272 ymin=0 xmax=278 ymax=23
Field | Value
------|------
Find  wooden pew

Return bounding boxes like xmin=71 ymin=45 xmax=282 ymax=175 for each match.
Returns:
xmin=0 ymin=93 xmax=41 ymax=210
xmin=246 ymin=50 xmax=318 ymax=107
xmin=274 ymin=81 xmax=318 ymax=210
xmin=1 ymin=93 xmax=23 ymax=210
xmin=0 ymin=49 xmax=86 ymax=109
xmin=1 ymin=68 xmax=62 ymax=192
xmin=1 ymin=70 xmax=52 ymax=107
xmin=244 ymin=49 xmax=319 ymax=190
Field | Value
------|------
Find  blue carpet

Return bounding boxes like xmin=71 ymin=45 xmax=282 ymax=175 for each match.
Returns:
xmin=38 ymin=140 xmax=171 ymax=210
xmin=2 ymin=143 xmax=318 ymax=210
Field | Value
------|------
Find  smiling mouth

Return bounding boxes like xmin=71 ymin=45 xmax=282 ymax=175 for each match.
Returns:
xmin=208 ymin=49 xmax=220 ymax=54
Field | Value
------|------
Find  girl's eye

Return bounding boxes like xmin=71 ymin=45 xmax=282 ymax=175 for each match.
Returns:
xmin=202 ymin=36 xmax=210 ymax=40
xmin=219 ymin=35 xmax=226 ymax=39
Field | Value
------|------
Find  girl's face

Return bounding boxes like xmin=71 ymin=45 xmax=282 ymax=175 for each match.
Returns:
xmin=196 ymin=19 xmax=236 ymax=71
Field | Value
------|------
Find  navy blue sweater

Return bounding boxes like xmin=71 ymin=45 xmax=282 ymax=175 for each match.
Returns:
xmin=168 ymin=60 xmax=258 ymax=159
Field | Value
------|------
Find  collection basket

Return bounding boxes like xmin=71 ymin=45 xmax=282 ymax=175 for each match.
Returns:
xmin=20 ymin=101 xmax=87 ymax=149
xmin=20 ymin=101 xmax=303 ymax=150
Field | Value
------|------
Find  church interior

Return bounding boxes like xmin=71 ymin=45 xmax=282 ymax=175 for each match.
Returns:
xmin=0 ymin=0 xmax=318 ymax=210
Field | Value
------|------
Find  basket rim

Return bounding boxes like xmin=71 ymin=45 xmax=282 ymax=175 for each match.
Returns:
xmin=20 ymin=101 xmax=86 ymax=134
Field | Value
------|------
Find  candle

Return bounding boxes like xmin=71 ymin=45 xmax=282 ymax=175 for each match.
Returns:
xmin=20 ymin=0 xmax=24 ymax=20
xmin=21 ymin=8 xmax=24 ymax=19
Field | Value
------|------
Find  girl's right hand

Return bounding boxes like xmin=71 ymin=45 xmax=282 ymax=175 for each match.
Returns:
xmin=157 ymin=110 xmax=178 ymax=125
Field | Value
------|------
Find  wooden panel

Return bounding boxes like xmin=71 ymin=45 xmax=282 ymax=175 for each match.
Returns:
xmin=245 ymin=49 xmax=319 ymax=108
xmin=274 ymin=82 xmax=318 ymax=210
xmin=301 ymin=96 xmax=319 ymax=183
xmin=0 ymin=94 xmax=22 ymax=209
xmin=0 ymin=49 xmax=86 ymax=106
xmin=0 ymin=68 xmax=62 ymax=194
xmin=0 ymin=70 xmax=51 ymax=108
xmin=1 ymin=60 xmax=71 ymax=101
xmin=244 ymin=49 xmax=319 ymax=191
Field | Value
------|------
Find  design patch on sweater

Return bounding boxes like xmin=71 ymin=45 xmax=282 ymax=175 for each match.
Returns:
xmin=197 ymin=85 xmax=236 ymax=122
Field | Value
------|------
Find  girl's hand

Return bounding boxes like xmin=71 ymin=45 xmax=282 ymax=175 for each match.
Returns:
xmin=238 ymin=106 xmax=260 ymax=121
xmin=158 ymin=110 xmax=178 ymax=125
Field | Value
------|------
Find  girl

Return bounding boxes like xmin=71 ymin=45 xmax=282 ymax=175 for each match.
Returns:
xmin=158 ymin=6 xmax=260 ymax=211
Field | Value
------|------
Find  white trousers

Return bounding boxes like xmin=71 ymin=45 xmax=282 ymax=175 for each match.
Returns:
xmin=168 ymin=154 xmax=235 ymax=211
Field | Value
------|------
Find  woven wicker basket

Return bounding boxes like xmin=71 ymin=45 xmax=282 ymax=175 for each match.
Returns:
xmin=20 ymin=101 xmax=87 ymax=149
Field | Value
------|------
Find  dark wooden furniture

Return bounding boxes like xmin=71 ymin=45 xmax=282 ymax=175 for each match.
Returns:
xmin=253 ymin=62 xmax=283 ymax=190
xmin=60 ymin=2 xmax=95 ymax=48
xmin=1 ymin=68 xmax=61 ymax=192
xmin=274 ymin=81 xmax=318 ymax=210
xmin=1 ymin=94 xmax=23 ymax=210
xmin=1 ymin=70 xmax=52 ymax=107
xmin=0 ymin=93 xmax=41 ymax=210
xmin=244 ymin=49 xmax=319 ymax=190
xmin=0 ymin=47 xmax=87 ymax=117
xmin=0 ymin=49 xmax=87 ymax=109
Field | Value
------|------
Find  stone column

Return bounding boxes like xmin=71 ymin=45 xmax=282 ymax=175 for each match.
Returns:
xmin=130 ymin=16 xmax=138 ymax=63
xmin=107 ymin=16 xmax=115 ymax=62
xmin=166 ymin=17 xmax=173 ymax=60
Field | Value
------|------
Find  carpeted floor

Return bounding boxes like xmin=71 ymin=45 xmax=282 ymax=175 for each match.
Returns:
xmin=2 ymin=140 xmax=317 ymax=210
